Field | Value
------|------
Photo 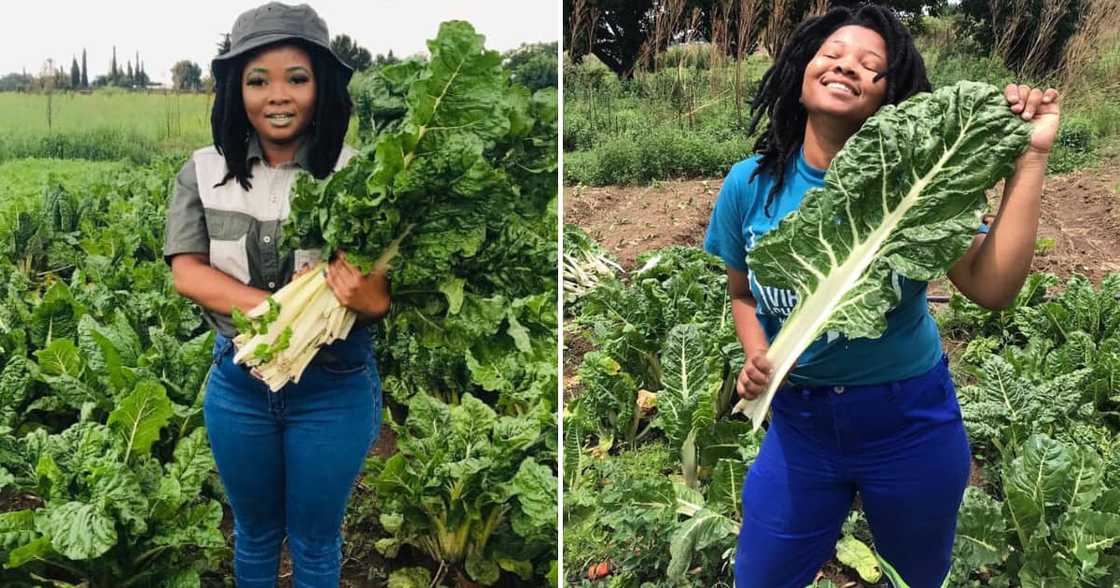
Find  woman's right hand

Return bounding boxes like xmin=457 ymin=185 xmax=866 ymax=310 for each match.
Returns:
xmin=736 ymin=351 xmax=795 ymax=400
xmin=737 ymin=352 xmax=774 ymax=400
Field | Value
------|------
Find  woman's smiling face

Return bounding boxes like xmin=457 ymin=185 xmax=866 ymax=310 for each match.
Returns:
xmin=242 ymin=43 xmax=317 ymax=146
xmin=800 ymin=25 xmax=888 ymax=127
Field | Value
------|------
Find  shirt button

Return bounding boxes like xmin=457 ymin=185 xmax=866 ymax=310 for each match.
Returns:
xmin=263 ymin=235 xmax=272 ymax=244
xmin=834 ymin=386 xmax=845 ymax=394
xmin=268 ymin=281 xmax=276 ymax=289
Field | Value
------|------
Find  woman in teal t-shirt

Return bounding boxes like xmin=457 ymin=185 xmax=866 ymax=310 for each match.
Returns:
xmin=703 ymin=5 xmax=1059 ymax=587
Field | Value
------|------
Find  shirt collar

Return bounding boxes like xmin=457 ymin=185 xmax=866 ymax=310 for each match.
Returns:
xmin=246 ymin=131 xmax=312 ymax=170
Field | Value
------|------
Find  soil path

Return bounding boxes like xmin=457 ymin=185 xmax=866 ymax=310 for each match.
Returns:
xmin=565 ymin=157 xmax=1120 ymax=284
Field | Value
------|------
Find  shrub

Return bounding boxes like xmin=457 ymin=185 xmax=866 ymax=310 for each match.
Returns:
xmin=1048 ymin=116 xmax=1097 ymax=174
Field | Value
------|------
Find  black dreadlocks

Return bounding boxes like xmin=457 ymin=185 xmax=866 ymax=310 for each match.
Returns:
xmin=747 ymin=4 xmax=930 ymax=216
xmin=210 ymin=40 xmax=352 ymax=191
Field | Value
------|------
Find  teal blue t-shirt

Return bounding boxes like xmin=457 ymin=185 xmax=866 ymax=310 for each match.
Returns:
xmin=703 ymin=147 xmax=944 ymax=386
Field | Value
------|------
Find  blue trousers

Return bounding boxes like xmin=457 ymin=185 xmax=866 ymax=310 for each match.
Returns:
xmin=734 ymin=355 xmax=970 ymax=588
xmin=204 ymin=328 xmax=382 ymax=588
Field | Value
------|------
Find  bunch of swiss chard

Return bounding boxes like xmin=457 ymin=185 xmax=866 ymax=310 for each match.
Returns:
xmin=335 ymin=21 xmax=558 ymax=587
xmin=234 ymin=20 xmax=558 ymax=395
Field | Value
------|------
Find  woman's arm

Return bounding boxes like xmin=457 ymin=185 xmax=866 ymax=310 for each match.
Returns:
xmin=170 ymin=253 xmax=270 ymax=315
xmin=949 ymin=84 xmax=1060 ymax=310
xmin=727 ymin=268 xmax=777 ymax=400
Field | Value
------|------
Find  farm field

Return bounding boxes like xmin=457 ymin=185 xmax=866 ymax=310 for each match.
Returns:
xmin=562 ymin=154 xmax=1120 ymax=586
xmin=0 ymin=24 xmax=559 ymax=588
xmin=561 ymin=3 xmax=1120 ymax=585
xmin=0 ymin=92 xmax=361 ymax=163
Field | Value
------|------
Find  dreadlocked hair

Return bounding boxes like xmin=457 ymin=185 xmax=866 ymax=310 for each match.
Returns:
xmin=210 ymin=40 xmax=352 ymax=191
xmin=746 ymin=4 xmax=930 ymax=217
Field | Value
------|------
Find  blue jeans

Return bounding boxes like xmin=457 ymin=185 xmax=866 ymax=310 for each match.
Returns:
xmin=204 ymin=327 xmax=382 ymax=588
xmin=734 ymin=355 xmax=971 ymax=588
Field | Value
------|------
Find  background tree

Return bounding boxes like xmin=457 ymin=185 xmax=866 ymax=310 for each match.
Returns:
xmin=81 ymin=49 xmax=88 ymax=88
xmin=110 ymin=46 xmax=118 ymax=83
xmin=331 ymin=34 xmax=373 ymax=72
xmin=127 ymin=61 xmax=134 ymax=87
xmin=70 ymin=57 xmax=80 ymax=89
xmin=503 ymin=42 xmax=559 ymax=90
xmin=958 ymin=0 xmax=1086 ymax=79
xmin=373 ymin=50 xmax=400 ymax=68
xmin=171 ymin=60 xmax=203 ymax=91
xmin=0 ymin=73 xmax=33 ymax=92
xmin=564 ymin=0 xmax=939 ymax=77
xmin=217 ymin=33 xmax=232 ymax=57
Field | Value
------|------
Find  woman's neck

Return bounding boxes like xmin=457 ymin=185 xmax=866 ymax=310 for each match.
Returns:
xmin=802 ymin=115 xmax=859 ymax=169
xmin=258 ymin=136 xmax=301 ymax=166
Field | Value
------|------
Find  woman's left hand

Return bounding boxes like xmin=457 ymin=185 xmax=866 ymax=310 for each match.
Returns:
xmin=1006 ymin=84 xmax=1061 ymax=154
xmin=325 ymin=251 xmax=391 ymax=319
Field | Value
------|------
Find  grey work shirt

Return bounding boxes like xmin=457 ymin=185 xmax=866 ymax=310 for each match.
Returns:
xmin=163 ymin=135 xmax=356 ymax=338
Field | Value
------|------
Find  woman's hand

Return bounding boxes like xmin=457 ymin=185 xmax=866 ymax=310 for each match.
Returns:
xmin=1006 ymin=84 xmax=1061 ymax=154
xmin=737 ymin=350 xmax=794 ymax=400
xmin=324 ymin=251 xmax=391 ymax=319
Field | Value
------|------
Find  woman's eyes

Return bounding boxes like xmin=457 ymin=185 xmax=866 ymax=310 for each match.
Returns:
xmin=244 ymin=75 xmax=310 ymax=86
xmin=822 ymin=54 xmax=882 ymax=72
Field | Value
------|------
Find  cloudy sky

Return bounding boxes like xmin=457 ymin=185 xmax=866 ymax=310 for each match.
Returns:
xmin=2 ymin=1 xmax=559 ymax=85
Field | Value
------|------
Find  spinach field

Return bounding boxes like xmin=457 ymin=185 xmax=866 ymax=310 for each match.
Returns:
xmin=0 ymin=22 xmax=558 ymax=588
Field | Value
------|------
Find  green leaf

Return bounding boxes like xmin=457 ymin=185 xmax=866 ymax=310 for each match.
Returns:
xmin=951 ymin=487 xmax=1008 ymax=579
xmin=107 ymin=379 xmax=173 ymax=461
xmin=1004 ymin=434 xmax=1073 ymax=542
xmin=836 ymin=534 xmax=882 ymax=582
xmin=157 ymin=428 xmax=213 ymax=515
xmin=34 ymin=338 xmax=80 ymax=377
xmin=658 ymin=324 xmax=711 ymax=449
xmin=440 ymin=277 xmax=466 ymax=314
xmin=388 ymin=567 xmax=432 ymax=588
xmin=0 ymin=356 xmax=35 ymax=427
xmin=508 ymin=458 xmax=556 ymax=537
xmin=150 ymin=499 xmax=225 ymax=550
xmin=0 ymin=510 xmax=37 ymax=552
xmin=5 ymin=534 xmax=51 ymax=569
xmin=37 ymin=501 xmax=117 ymax=560
xmin=466 ymin=551 xmax=501 ymax=585
xmin=497 ymin=557 xmax=534 ymax=580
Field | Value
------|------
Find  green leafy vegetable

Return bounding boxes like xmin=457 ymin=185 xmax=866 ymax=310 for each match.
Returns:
xmin=735 ymin=81 xmax=1032 ymax=429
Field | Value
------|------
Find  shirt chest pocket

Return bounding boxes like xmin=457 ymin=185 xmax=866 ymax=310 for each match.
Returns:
xmin=205 ymin=211 xmax=253 ymax=284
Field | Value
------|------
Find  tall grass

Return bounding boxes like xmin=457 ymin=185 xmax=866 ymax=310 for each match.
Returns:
xmin=0 ymin=91 xmax=213 ymax=153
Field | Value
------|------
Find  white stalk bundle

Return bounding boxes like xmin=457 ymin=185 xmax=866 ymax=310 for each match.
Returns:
xmin=232 ymin=262 xmax=356 ymax=391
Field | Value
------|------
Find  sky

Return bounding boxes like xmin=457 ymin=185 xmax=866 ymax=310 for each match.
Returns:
xmin=1 ymin=1 xmax=559 ymax=86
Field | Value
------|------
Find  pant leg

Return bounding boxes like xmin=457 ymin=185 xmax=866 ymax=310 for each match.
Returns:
xmin=852 ymin=361 xmax=971 ymax=588
xmin=735 ymin=391 xmax=857 ymax=588
xmin=283 ymin=348 xmax=380 ymax=588
xmin=203 ymin=336 xmax=286 ymax=588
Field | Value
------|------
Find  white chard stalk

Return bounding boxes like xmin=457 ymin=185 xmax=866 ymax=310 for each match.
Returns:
xmin=232 ymin=228 xmax=411 ymax=391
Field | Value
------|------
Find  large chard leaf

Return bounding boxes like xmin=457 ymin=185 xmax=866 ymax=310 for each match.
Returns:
xmin=736 ymin=81 xmax=1032 ymax=429
xmin=107 ymin=379 xmax=173 ymax=462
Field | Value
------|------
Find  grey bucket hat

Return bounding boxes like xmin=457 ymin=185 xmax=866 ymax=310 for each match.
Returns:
xmin=211 ymin=2 xmax=353 ymax=84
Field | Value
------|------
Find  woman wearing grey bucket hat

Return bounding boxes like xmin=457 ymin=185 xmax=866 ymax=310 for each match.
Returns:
xmin=161 ymin=3 xmax=388 ymax=586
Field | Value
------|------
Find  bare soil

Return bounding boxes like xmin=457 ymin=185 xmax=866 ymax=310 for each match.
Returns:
xmin=564 ymin=157 xmax=1120 ymax=281
xmin=563 ymin=157 xmax=1120 ymax=588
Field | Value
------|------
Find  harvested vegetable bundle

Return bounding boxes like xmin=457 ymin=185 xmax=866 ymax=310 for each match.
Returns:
xmin=232 ymin=21 xmax=524 ymax=390
xmin=732 ymin=81 xmax=1031 ymax=429
xmin=563 ymin=224 xmax=623 ymax=304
